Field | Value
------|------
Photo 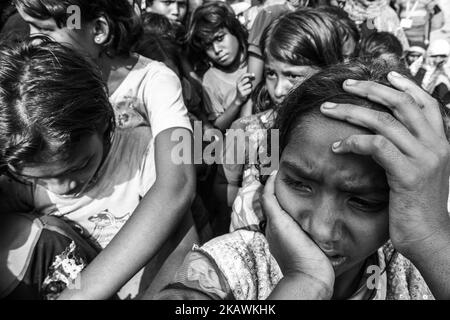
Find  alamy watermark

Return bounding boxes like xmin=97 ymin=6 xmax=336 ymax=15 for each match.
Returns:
xmin=170 ymin=121 xmax=279 ymax=174
xmin=66 ymin=5 xmax=81 ymax=30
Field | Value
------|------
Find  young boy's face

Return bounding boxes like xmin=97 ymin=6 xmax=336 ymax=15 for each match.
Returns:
xmin=205 ymin=28 xmax=240 ymax=68
xmin=146 ymin=0 xmax=187 ymax=24
xmin=11 ymin=132 xmax=106 ymax=197
xmin=274 ymin=114 xmax=390 ymax=279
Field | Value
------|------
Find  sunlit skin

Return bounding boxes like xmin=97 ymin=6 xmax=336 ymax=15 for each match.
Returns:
xmin=205 ymin=28 xmax=241 ymax=69
xmin=11 ymin=133 xmax=107 ymax=197
xmin=274 ymin=115 xmax=390 ymax=299
xmin=265 ymin=54 xmax=318 ymax=106
xmin=146 ymin=0 xmax=187 ymax=24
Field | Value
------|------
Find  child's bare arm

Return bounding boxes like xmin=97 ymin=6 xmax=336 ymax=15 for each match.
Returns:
xmin=58 ymin=128 xmax=196 ymax=300
xmin=213 ymin=73 xmax=255 ymax=131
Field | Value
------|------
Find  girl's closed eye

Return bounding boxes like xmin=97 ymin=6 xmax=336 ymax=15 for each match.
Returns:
xmin=287 ymin=73 xmax=305 ymax=81
xmin=67 ymin=158 xmax=92 ymax=174
xmin=282 ymin=175 xmax=313 ymax=194
xmin=347 ymin=196 xmax=388 ymax=213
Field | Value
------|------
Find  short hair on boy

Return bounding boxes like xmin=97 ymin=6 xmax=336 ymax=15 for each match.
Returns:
xmin=185 ymin=1 xmax=248 ymax=63
xmin=13 ymin=0 xmax=142 ymax=57
xmin=0 ymin=37 xmax=115 ymax=170
xmin=276 ymin=59 xmax=447 ymax=152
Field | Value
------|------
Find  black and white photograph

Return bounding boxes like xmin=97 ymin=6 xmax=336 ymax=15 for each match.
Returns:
xmin=0 ymin=0 xmax=450 ymax=309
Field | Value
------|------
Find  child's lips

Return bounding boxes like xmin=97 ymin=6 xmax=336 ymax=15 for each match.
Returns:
xmin=218 ymin=54 xmax=228 ymax=62
xmin=328 ymin=255 xmax=347 ymax=268
xmin=319 ymin=246 xmax=347 ymax=268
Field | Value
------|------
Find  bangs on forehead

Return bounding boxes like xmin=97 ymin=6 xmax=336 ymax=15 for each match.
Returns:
xmin=197 ymin=26 xmax=222 ymax=47
xmin=266 ymin=43 xmax=313 ymax=67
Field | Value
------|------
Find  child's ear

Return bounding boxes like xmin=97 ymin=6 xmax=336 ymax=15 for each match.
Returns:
xmin=92 ymin=16 xmax=110 ymax=46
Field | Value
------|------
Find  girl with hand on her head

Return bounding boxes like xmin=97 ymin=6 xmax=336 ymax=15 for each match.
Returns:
xmin=155 ymin=60 xmax=450 ymax=300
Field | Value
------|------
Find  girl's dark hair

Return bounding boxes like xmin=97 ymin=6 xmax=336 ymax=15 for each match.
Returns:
xmin=359 ymin=31 xmax=403 ymax=61
xmin=137 ymin=34 xmax=182 ymax=76
xmin=0 ymin=37 xmax=115 ymax=171
xmin=318 ymin=5 xmax=360 ymax=58
xmin=13 ymin=0 xmax=142 ymax=57
xmin=261 ymin=8 xmax=343 ymax=68
xmin=276 ymin=59 xmax=433 ymax=152
xmin=141 ymin=12 xmax=177 ymax=41
xmin=185 ymin=1 xmax=248 ymax=65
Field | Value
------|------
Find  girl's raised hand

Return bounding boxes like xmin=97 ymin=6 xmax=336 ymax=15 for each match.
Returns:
xmin=262 ymin=172 xmax=335 ymax=299
xmin=235 ymin=73 xmax=255 ymax=105
xmin=320 ymin=72 xmax=450 ymax=260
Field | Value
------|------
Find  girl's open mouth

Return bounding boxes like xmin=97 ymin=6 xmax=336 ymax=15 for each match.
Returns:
xmin=328 ymin=255 xmax=347 ymax=268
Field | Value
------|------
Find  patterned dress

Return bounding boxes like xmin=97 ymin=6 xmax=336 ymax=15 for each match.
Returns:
xmin=159 ymin=229 xmax=434 ymax=300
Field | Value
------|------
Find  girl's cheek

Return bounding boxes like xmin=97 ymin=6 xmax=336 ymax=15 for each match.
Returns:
xmin=349 ymin=210 xmax=389 ymax=251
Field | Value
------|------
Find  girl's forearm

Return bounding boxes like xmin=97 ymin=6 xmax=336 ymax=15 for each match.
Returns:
xmin=267 ymin=274 xmax=333 ymax=300
xmin=58 ymin=170 xmax=195 ymax=300
xmin=214 ymin=99 xmax=244 ymax=131
xmin=403 ymin=217 xmax=450 ymax=299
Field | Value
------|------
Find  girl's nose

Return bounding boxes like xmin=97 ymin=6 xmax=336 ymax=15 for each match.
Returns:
xmin=301 ymin=199 xmax=342 ymax=247
xmin=274 ymin=79 xmax=289 ymax=100
xmin=212 ymin=42 xmax=222 ymax=55
xmin=171 ymin=3 xmax=179 ymax=15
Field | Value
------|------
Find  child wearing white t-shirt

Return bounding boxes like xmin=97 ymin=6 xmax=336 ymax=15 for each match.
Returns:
xmin=0 ymin=39 xmax=196 ymax=299
xmin=13 ymin=0 xmax=197 ymax=300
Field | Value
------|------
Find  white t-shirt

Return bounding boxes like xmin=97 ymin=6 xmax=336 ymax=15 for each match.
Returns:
xmin=202 ymin=64 xmax=247 ymax=121
xmin=109 ymin=54 xmax=192 ymax=136
xmin=2 ymin=128 xmax=159 ymax=249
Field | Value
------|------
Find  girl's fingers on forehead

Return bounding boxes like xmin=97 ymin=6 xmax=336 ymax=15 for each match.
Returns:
xmin=387 ymin=72 xmax=446 ymax=138
xmin=341 ymin=80 xmax=437 ymax=142
xmin=333 ymin=134 xmax=409 ymax=176
xmin=321 ymin=103 xmax=424 ymax=157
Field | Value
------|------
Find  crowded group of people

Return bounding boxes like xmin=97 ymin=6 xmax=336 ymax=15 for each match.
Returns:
xmin=0 ymin=0 xmax=450 ymax=301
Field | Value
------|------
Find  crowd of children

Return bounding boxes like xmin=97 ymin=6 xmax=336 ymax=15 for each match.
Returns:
xmin=0 ymin=0 xmax=450 ymax=300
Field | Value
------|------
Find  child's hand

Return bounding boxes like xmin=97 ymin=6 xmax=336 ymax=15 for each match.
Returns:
xmin=235 ymin=73 xmax=255 ymax=105
xmin=320 ymin=72 xmax=450 ymax=259
xmin=262 ymin=172 xmax=335 ymax=298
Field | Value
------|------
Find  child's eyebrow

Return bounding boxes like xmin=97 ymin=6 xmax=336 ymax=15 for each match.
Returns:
xmin=282 ymin=160 xmax=388 ymax=194
xmin=339 ymin=176 xmax=389 ymax=194
xmin=282 ymin=160 xmax=319 ymax=180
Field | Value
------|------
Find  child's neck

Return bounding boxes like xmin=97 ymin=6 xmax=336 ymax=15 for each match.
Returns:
xmin=96 ymin=54 xmax=139 ymax=96
xmin=332 ymin=259 xmax=369 ymax=300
